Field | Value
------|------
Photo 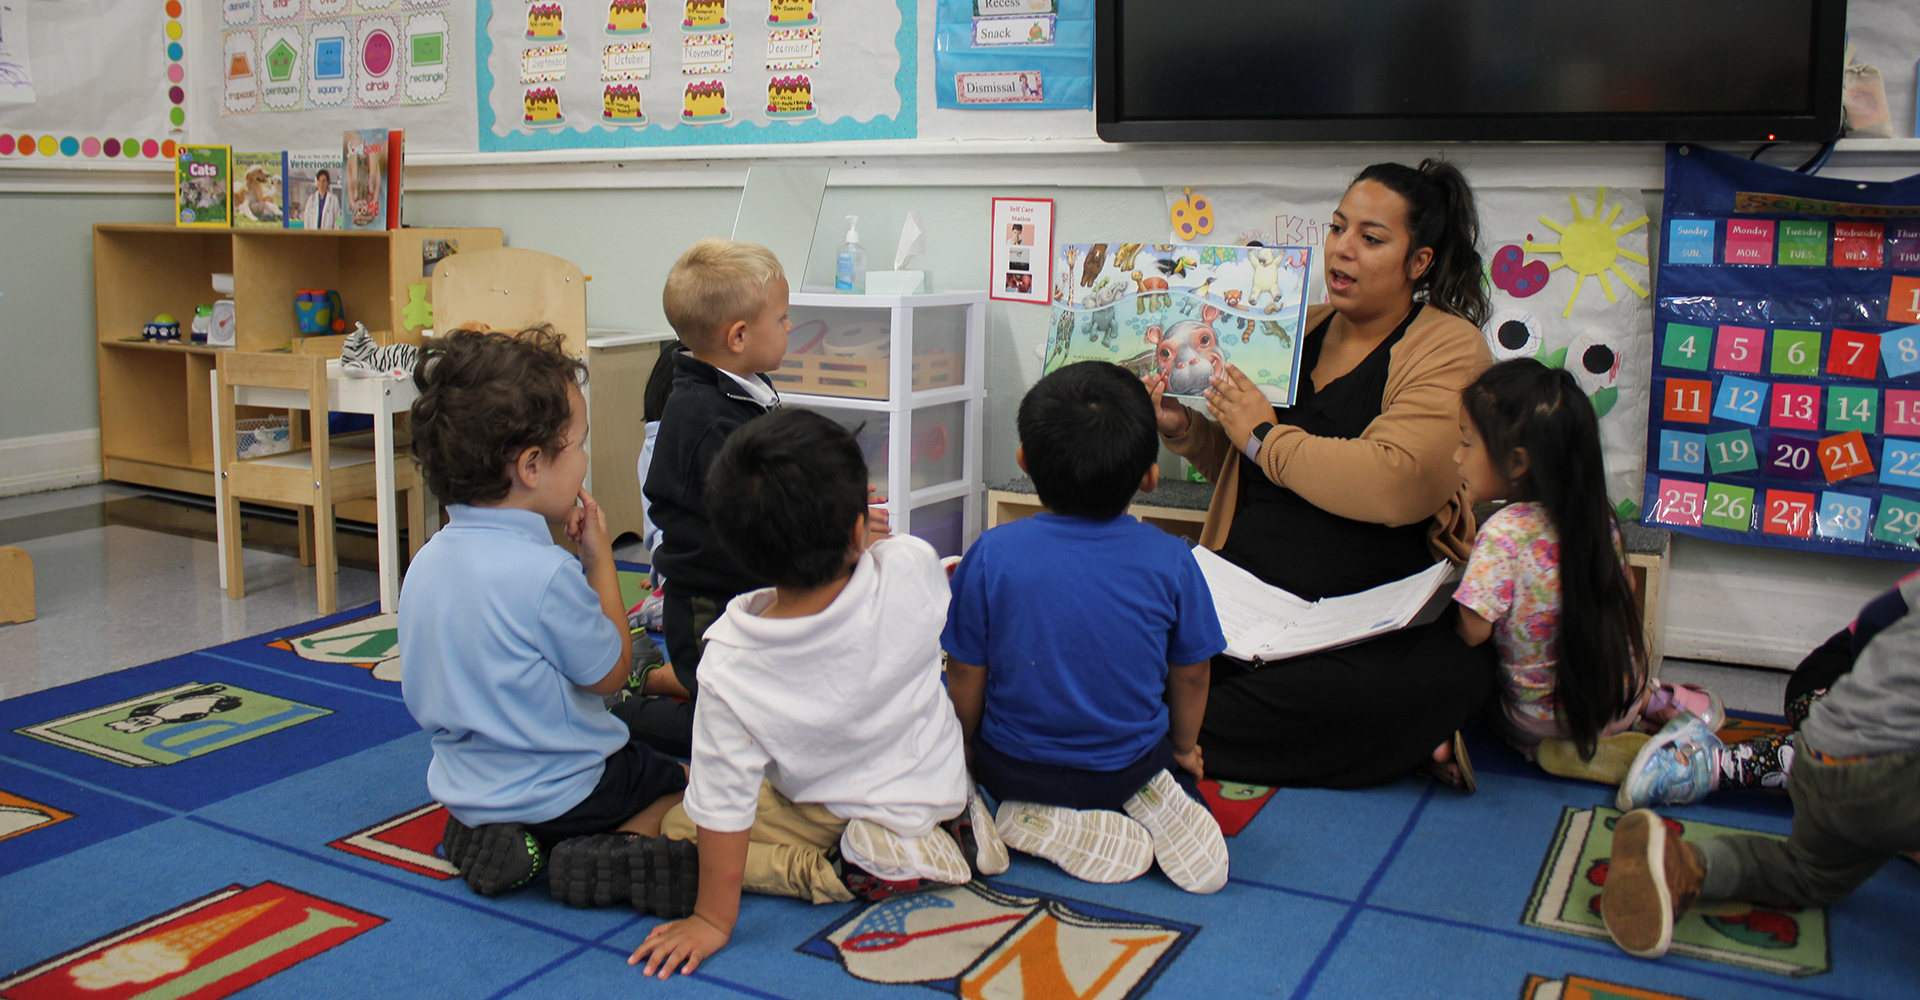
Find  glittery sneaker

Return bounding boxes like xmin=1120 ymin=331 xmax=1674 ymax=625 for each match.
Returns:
xmin=442 ymin=816 xmax=546 ymax=897
xmin=1617 ymin=713 xmax=1725 ymax=811
xmin=1640 ymin=682 xmax=1726 ymax=733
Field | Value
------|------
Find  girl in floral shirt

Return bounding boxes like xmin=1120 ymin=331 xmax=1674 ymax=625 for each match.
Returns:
xmin=1452 ymin=360 xmax=1717 ymax=780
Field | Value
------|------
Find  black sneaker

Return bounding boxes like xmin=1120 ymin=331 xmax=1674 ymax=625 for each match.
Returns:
xmin=548 ymin=833 xmax=699 ymax=918
xmin=442 ymin=815 xmax=546 ymax=897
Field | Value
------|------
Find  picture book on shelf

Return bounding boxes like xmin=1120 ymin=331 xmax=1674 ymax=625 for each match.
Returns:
xmin=174 ymin=145 xmax=232 ymax=227
xmin=286 ymin=153 xmax=343 ymax=230
xmin=230 ymin=151 xmax=287 ymax=228
xmin=1047 ymin=242 xmax=1313 ymax=405
xmin=342 ymin=128 xmax=404 ymax=231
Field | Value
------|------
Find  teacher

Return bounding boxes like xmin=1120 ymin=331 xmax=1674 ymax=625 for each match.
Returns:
xmin=1152 ymin=159 xmax=1495 ymax=789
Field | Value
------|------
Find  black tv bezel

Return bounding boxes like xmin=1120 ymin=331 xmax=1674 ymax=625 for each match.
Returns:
xmin=1094 ymin=0 xmax=1848 ymax=144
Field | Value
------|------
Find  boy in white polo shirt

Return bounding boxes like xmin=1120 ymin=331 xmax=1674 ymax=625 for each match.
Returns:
xmin=400 ymin=326 xmax=694 ymax=912
xmin=627 ymin=408 xmax=1005 ymax=979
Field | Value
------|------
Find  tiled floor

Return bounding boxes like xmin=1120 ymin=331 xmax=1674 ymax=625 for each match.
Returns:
xmin=0 ymin=483 xmax=386 ymax=700
xmin=0 ymin=483 xmax=1793 ymax=717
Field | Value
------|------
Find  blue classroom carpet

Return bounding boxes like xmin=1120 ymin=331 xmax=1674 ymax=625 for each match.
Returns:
xmin=2 ymin=601 xmax=1917 ymax=1000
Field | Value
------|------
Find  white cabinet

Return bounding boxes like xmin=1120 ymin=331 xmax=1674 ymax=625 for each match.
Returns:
xmin=774 ymin=291 xmax=987 ymax=558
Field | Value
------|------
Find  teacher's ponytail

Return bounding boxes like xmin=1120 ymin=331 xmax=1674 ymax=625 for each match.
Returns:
xmin=1352 ymin=159 xmax=1490 ymax=328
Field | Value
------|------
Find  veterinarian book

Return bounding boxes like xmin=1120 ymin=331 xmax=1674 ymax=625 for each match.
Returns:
xmin=286 ymin=153 xmax=344 ymax=230
xmin=231 ymin=151 xmax=287 ymax=229
xmin=1046 ymin=243 xmax=1312 ymax=404
xmin=174 ymin=145 xmax=232 ymax=227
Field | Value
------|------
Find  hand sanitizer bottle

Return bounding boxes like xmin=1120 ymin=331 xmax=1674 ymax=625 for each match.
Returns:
xmin=835 ymin=215 xmax=867 ymax=293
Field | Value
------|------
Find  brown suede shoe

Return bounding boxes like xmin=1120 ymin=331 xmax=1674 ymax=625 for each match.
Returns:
xmin=1600 ymin=809 xmax=1704 ymax=959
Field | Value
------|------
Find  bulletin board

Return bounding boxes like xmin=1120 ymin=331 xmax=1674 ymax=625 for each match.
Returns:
xmin=0 ymin=0 xmax=184 ymax=161
xmin=193 ymin=0 xmax=478 ymax=153
xmin=1644 ymin=143 xmax=1920 ymax=561
xmin=475 ymin=0 xmax=915 ymax=152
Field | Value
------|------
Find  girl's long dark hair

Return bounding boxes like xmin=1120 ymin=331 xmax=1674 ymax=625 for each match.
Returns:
xmin=643 ymin=340 xmax=685 ymax=423
xmin=1352 ymin=159 xmax=1490 ymax=328
xmin=1464 ymin=359 xmax=1643 ymax=757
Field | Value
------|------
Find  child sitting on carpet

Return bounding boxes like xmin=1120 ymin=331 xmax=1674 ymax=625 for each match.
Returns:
xmin=628 ymin=409 xmax=1004 ymax=979
xmin=942 ymin=361 xmax=1230 ymax=894
xmin=399 ymin=327 xmax=695 ymax=911
xmin=1451 ymin=359 xmax=1720 ymax=783
xmin=1601 ymin=571 xmax=1920 ymax=960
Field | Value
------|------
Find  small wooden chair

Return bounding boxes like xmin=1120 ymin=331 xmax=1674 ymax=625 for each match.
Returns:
xmin=215 ymin=352 xmax=425 ymax=614
xmin=431 ymin=247 xmax=588 ymax=354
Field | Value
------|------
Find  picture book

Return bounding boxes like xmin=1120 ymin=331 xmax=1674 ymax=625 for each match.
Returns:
xmin=174 ymin=145 xmax=232 ymax=227
xmin=386 ymin=129 xmax=405 ymax=229
xmin=342 ymin=128 xmax=403 ymax=231
xmin=1047 ymin=242 xmax=1312 ymax=405
xmin=1193 ymin=546 xmax=1452 ymax=661
xmin=230 ymin=151 xmax=287 ymax=228
xmin=286 ymin=153 xmax=343 ymax=230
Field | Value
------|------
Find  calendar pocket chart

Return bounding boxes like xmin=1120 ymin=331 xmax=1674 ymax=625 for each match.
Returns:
xmin=1645 ymin=144 xmax=1920 ymax=561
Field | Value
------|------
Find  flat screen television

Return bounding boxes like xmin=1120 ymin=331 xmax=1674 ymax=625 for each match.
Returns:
xmin=1096 ymin=0 xmax=1846 ymax=143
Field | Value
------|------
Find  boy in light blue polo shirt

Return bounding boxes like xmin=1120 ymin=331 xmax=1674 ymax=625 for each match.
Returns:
xmin=401 ymin=327 xmax=694 ymax=914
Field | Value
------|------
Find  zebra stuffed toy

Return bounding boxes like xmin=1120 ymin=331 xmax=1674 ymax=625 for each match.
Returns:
xmin=339 ymin=324 xmax=420 ymax=379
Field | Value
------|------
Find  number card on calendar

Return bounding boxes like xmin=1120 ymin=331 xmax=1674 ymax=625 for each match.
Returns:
xmin=1645 ymin=143 xmax=1920 ymax=561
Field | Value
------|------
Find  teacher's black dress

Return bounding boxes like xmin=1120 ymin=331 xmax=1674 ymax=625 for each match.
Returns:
xmin=1199 ymin=310 xmax=1496 ymax=788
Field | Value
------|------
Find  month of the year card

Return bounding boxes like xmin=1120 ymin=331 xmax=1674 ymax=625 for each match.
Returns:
xmin=1649 ymin=144 xmax=1920 ymax=561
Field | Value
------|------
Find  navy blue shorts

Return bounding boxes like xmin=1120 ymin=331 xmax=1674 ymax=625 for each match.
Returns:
xmin=972 ymin=735 xmax=1193 ymax=812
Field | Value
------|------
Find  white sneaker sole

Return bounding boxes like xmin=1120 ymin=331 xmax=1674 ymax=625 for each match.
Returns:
xmin=967 ymin=784 xmax=1011 ymax=876
xmin=841 ymin=819 xmax=971 ymax=885
xmin=995 ymin=801 xmax=1152 ymax=884
xmin=1124 ymin=770 xmax=1229 ymax=894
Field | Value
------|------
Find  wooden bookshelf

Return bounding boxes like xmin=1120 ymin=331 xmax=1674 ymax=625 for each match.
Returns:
xmin=94 ymin=224 xmax=503 ymax=502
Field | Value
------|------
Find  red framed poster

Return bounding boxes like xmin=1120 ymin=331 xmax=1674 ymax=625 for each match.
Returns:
xmin=989 ymin=197 xmax=1053 ymax=305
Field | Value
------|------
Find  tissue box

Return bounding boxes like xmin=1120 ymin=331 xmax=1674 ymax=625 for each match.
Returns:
xmin=864 ymin=270 xmax=926 ymax=295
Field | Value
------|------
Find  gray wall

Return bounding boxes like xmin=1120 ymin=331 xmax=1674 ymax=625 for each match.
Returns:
xmin=0 ymin=192 xmax=172 ymax=439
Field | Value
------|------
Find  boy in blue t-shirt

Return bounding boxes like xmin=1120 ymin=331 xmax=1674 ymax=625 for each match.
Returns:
xmin=401 ymin=327 xmax=694 ymax=913
xmin=943 ymin=361 xmax=1230 ymax=893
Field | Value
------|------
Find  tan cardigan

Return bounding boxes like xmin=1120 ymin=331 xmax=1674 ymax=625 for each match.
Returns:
xmin=1162 ymin=303 xmax=1493 ymax=565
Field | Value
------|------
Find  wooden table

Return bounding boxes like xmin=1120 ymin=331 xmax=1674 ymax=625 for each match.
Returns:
xmin=211 ymin=361 xmax=418 ymax=613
